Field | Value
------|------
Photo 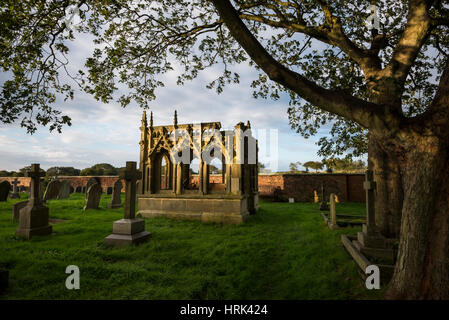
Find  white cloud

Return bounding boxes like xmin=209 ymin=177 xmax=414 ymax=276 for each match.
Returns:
xmin=0 ymin=32 xmax=328 ymax=172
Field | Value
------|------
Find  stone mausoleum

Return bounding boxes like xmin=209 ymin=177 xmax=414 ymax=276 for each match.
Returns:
xmin=137 ymin=111 xmax=259 ymax=223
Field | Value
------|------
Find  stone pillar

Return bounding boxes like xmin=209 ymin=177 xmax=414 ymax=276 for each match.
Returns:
xmin=105 ymin=161 xmax=151 ymax=247
xmin=176 ymin=163 xmax=182 ymax=195
xmin=147 ymin=162 xmax=153 ymax=194
xmin=231 ymin=164 xmax=243 ymax=195
xmin=172 ymin=162 xmax=177 ymax=193
xmin=198 ymin=160 xmax=204 ymax=195
xmin=225 ymin=164 xmax=232 ymax=193
xmin=202 ymin=163 xmax=209 ymax=194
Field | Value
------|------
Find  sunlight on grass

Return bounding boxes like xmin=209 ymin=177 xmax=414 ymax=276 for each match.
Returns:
xmin=0 ymin=193 xmax=383 ymax=300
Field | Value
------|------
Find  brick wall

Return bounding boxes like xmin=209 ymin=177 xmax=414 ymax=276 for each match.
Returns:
xmin=0 ymin=173 xmax=364 ymax=202
xmin=258 ymin=173 xmax=365 ymax=202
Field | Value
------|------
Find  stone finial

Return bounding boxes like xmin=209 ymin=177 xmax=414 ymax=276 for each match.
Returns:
xmin=246 ymin=120 xmax=251 ymax=129
xmin=174 ymin=110 xmax=178 ymax=126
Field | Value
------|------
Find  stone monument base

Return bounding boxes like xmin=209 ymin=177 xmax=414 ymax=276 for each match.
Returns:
xmin=138 ymin=194 xmax=253 ymax=224
xmin=108 ymin=203 xmax=122 ymax=209
xmin=15 ymin=205 xmax=52 ymax=239
xmin=104 ymin=218 xmax=151 ymax=247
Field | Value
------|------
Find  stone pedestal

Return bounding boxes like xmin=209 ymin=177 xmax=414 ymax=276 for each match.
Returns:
xmin=15 ymin=204 xmax=52 ymax=239
xmin=353 ymin=224 xmax=396 ymax=264
xmin=104 ymin=218 xmax=151 ymax=247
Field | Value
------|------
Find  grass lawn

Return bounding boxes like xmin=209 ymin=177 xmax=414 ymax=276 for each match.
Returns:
xmin=0 ymin=193 xmax=384 ymax=300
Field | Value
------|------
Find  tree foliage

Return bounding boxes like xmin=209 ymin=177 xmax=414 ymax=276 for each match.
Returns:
xmin=80 ymin=163 xmax=119 ymax=176
xmin=2 ymin=0 xmax=446 ymax=158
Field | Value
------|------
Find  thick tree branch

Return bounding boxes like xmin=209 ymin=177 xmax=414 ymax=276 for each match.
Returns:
xmin=209 ymin=0 xmax=398 ymax=131
xmin=239 ymin=1 xmax=381 ymax=75
xmin=385 ymin=0 xmax=432 ymax=86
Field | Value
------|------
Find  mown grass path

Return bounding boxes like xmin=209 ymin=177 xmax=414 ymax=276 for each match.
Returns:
xmin=0 ymin=194 xmax=383 ymax=299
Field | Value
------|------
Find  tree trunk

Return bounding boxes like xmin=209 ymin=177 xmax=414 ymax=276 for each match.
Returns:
xmin=385 ymin=133 xmax=449 ymax=299
xmin=368 ymin=133 xmax=403 ymax=238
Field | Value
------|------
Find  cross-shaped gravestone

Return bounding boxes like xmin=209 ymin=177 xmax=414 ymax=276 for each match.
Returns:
xmin=363 ymin=170 xmax=377 ymax=233
xmin=10 ymin=178 xmax=20 ymax=198
xmin=319 ymin=182 xmax=329 ymax=210
xmin=104 ymin=161 xmax=150 ymax=247
xmin=16 ymin=164 xmax=51 ymax=239
xmin=12 ymin=179 xmax=19 ymax=193
xmin=119 ymin=161 xmax=142 ymax=219
xmin=26 ymin=164 xmax=46 ymax=205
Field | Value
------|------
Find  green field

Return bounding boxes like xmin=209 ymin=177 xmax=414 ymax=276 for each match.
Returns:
xmin=0 ymin=194 xmax=383 ymax=299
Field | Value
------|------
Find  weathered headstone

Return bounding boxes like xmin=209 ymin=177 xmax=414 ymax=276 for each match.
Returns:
xmin=12 ymin=201 xmax=28 ymax=222
xmin=75 ymin=186 xmax=82 ymax=193
xmin=43 ymin=179 xmax=61 ymax=201
xmin=106 ymin=187 xmax=113 ymax=195
xmin=329 ymin=193 xmax=338 ymax=229
xmin=16 ymin=164 xmax=52 ymax=239
xmin=0 ymin=181 xmax=11 ymax=201
xmin=9 ymin=178 xmax=20 ymax=199
xmin=105 ymin=161 xmax=151 ymax=247
xmin=108 ymin=180 xmax=123 ymax=209
xmin=85 ymin=177 xmax=100 ymax=195
xmin=83 ymin=183 xmax=102 ymax=210
xmin=319 ymin=182 xmax=329 ymax=211
xmin=57 ymin=180 xmax=71 ymax=199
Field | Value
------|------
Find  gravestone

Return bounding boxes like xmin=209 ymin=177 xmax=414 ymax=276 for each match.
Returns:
xmin=43 ymin=179 xmax=61 ymax=201
xmin=319 ymin=183 xmax=329 ymax=211
xmin=12 ymin=201 xmax=28 ymax=222
xmin=105 ymin=161 xmax=151 ymax=247
xmin=83 ymin=183 xmax=102 ymax=210
xmin=0 ymin=181 xmax=11 ymax=201
xmin=82 ymin=186 xmax=86 ymax=193
xmin=57 ymin=180 xmax=71 ymax=199
xmin=75 ymin=186 xmax=82 ymax=193
xmin=106 ymin=187 xmax=113 ymax=195
xmin=85 ymin=178 xmax=100 ymax=195
xmin=70 ymin=186 xmax=74 ymax=194
xmin=109 ymin=180 xmax=123 ymax=209
xmin=16 ymin=164 xmax=52 ymax=239
xmin=329 ymin=193 xmax=338 ymax=229
xmin=9 ymin=178 xmax=20 ymax=199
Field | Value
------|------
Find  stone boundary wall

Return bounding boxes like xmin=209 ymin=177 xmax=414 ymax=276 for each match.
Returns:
xmin=0 ymin=173 xmax=364 ymax=202
xmin=0 ymin=176 xmax=124 ymax=193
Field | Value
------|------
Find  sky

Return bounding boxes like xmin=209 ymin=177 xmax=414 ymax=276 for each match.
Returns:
xmin=0 ymin=26 xmax=333 ymax=173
